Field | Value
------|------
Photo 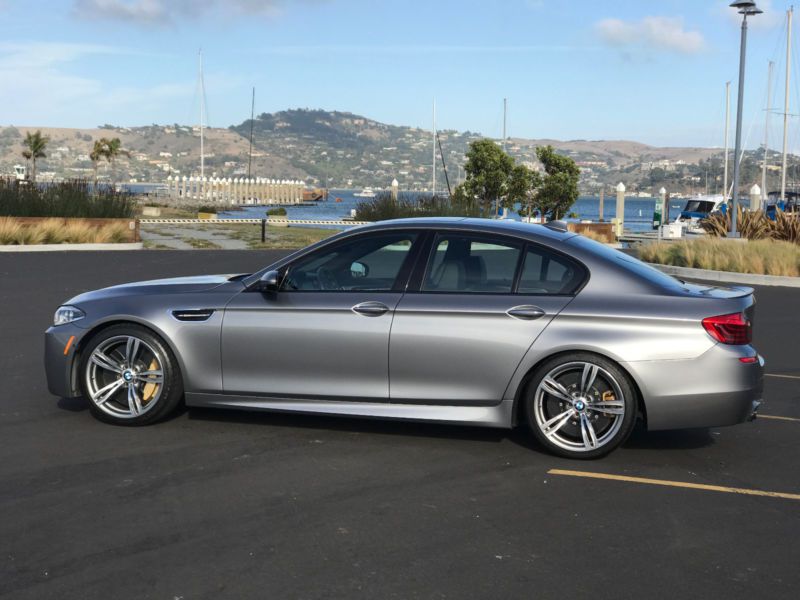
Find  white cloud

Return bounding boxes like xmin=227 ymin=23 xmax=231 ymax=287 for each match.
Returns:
xmin=71 ymin=0 xmax=310 ymax=25
xmin=0 ymin=41 xmax=235 ymax=127
xmin=595 ymin=16 xmax=706 ymax=55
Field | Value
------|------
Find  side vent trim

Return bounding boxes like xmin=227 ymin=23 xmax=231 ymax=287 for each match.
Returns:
xmin=171 ymin=309 xmax=215 ymax=322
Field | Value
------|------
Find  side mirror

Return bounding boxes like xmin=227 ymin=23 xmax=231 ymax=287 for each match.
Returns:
xmin=350 ymin=261 xmax=369 ymax=278
xmin=258 ymin=270 xmax=281 ymax=292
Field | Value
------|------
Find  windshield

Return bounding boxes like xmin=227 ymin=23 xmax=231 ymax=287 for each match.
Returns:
xmin=683 ymin=200 xmax=715 ymax=213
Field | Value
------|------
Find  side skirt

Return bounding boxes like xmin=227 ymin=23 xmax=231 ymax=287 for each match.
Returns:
xmin=185 ymin=392 xmax=514 ymax=428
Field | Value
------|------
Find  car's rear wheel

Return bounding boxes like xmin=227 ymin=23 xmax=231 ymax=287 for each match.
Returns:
xmin=524 ymin=353 xmax=637 ymax=459
xmin=79 ymin=324 xmax=183 ymax=425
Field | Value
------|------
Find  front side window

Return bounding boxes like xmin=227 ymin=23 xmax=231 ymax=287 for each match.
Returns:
xmin=281 ymin=232 xmax=418 ymax=291
xmin=422 ymin=234 xmax=521 ymax=293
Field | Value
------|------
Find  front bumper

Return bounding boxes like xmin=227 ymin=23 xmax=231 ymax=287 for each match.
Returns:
xmin=44 ymin=324 xmax=87 ymax=398
xmin=623 ymin=346 xmax=764 ymax=431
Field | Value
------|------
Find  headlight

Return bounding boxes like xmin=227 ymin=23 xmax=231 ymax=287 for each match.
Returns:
xmin=54 ymin=305 xmax=85 ymax=326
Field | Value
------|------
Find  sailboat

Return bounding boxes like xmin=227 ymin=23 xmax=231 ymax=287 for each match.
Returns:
xmin=675 ymin=81 xmax=730 ymax=234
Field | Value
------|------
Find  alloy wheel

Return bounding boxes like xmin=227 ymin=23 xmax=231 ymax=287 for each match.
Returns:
xmin=533 ymin=361 xmax=626 ymax=453
xmin=85 ymin=335 xmax=165 ymax=419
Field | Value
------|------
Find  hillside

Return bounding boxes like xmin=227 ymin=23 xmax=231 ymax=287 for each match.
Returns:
xmin=0 ymin=109 xmax=788 ymax=193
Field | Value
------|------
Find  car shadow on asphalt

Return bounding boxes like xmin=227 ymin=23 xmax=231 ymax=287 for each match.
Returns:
xmin=623 ymin=424 xmax=715 ymax=450
xmin=56 ymin=397 xmax=716 ymax=453
xmin=185 ymin=407 xmax=717 ymax=453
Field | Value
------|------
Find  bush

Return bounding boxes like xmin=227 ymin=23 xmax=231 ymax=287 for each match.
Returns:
xmin=639 ymin=237 xmax=799 ymax=277
xmin=354 ymin=191 xmax=481 ymax=221
xmin=0 ymin=179 xmax=135 ymax=218
xmin=267 ymin=207 xmax=287 ymax=216
xmin=701 ymin=206 xmax=800 ymax=244
xmin=0 ymin=217 xmax=133 ymax=244
xmin=0 ymin=217 xmax=23 ymax=244
xmin=197 ymin=205 xmax=217 ymax=214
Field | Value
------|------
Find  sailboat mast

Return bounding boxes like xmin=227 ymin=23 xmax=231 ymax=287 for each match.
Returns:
xmin=248 ymin=87 xmax=255 ymax=180
xmin=723 ymin=81 xmax=730 ymax=199
xmin=762 ymin=61 xmax=774 ymax=203
xmin=199 ymin=49 xmax=206 ymax=181
xmin=502 ymin=98 xmax=507 ymax=153
xmin=781 ymin=7 xmax=793 ymax=203
xmin=432 ymin=99 xmax=436 ymax=194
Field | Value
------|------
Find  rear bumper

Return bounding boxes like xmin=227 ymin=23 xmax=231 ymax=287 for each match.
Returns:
xmin=623 ymin=346 xmax=764 ymax=431
xmin=44 ymin=324 xmax=86 ymax=398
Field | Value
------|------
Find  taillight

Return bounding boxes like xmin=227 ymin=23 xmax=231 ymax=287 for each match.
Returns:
xmin=702 ymin=312 xmax=752 ymax=345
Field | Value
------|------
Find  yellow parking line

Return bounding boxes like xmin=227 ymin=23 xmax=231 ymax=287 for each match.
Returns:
xmin=765 ymin=373 xmax=800 ymax=380
xmin=759 ymin=414 xmax=800 ymax=422
xmin=547 ymin=469 xmax=800 ymax=501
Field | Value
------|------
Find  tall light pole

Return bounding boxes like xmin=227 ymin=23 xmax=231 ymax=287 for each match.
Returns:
xmin=730 ymin=0 xmax=762 ymax=237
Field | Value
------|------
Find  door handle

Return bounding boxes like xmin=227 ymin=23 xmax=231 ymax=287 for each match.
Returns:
xmin=352 ymin=301 xmax=390 ymax=317
xmin=506 ymin=305 xmax=546 ymax=320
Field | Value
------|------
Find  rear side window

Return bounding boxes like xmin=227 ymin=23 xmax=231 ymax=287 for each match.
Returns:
xmin=518 ymin=245 xmax=585 ymax=295
xmin=422 ymin=234 xmax=521 ymax=293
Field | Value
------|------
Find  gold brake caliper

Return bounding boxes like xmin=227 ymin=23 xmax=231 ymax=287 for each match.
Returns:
xmin=141 ymin=358 xmax=159 ymax=403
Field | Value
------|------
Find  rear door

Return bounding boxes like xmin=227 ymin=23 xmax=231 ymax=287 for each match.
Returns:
xmin=389 ymin=232 xmax=584 ymax=404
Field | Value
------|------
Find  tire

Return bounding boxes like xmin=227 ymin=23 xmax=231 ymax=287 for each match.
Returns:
xmin=524 ymin=353 xmax=637 ymax=459
xmin=78 ymin=324 xmax=183 ymax=425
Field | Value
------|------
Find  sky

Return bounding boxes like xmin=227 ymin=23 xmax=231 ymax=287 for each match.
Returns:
xmin=1 ymin=0 xmax=799 ymax=148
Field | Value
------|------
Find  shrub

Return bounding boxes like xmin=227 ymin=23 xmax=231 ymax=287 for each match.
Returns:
xmin=639 ymin=237 xmax=799 ymax=277
xmin=354 ymin=191 xmax=481 ymax=221
xmin=0 ymin=217 xmax=23 ymax=244
xmin=197 ymin=205 xmax=217 ymax=214
xmin=36 ymin=218 xmax=69 ymax=244
xmin=94 ymin=222 xmax=130 ymax=243
xmin=0 ymin=179 xmax=135 ymax=218
xmin=701 ymin=206 xmax=799 ymax=244
xmin=267 ymin=207 xmax=287 ymax=216
xmin=62 ymin=221 xmax=96 ymax=244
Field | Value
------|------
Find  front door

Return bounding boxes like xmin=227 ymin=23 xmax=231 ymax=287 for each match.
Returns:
xmin=221 ymin=231 xmax=420 ymax=400
xmin=389 ymin=232 xmax=583 ymax=403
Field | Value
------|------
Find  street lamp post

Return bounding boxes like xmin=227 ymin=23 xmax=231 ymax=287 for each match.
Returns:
xmin=730 ymin=0 xmax=762 ymax=238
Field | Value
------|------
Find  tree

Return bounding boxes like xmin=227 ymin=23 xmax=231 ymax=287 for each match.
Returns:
xmin=534 ymin=145 xmax=580 ymax=220
xmin=105 ymin=137 xmax=130 ymax=184
xmin=90 ymin=139 xmax=107 ymax=185
xmin=507 ymin=164 xmax=542 ymax=218
xmin=21 ymin=130 xmax=49 ymax=182
xmin=462 ymin=139 xmax=515 ymax=216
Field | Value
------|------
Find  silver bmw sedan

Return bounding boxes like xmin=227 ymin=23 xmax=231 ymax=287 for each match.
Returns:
xmin=44 ymin=218 xmax=764 ymax=458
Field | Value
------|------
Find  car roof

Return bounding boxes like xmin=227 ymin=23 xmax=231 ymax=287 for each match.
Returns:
xmin=353 ymin=217 xmax=577 ymax=244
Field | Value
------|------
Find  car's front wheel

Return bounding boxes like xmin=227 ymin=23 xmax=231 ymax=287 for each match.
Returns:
xmin=524 ymin=353 xmax=637 ymax=459
xmin=79 ymin=324 xmax=183 ymax=425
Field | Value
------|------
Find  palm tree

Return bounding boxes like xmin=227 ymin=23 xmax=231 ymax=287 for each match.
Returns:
xmin=105 ymin=137 xmax=130 ymax=185
xmin=90 ymin=139 xmax=107 ymax=186
xmin=21 ymin=130 xmax=49 ymax=183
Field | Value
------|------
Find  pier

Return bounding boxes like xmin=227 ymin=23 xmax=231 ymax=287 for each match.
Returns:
xmin=165 ymin=176 xmax=306 ymax=205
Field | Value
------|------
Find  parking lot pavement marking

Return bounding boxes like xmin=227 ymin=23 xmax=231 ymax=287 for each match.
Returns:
xmin=547 ymin=469 xmax=800 ymax=501
xmin=759 ymin=414 xmax=800 ymax=422
xmin=765 ymin=373 xmax=800 ymax=380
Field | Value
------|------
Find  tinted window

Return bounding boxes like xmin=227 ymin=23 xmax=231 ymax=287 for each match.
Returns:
xmin=282 ymin=232 xmax=417 ymax=291
xmin=422 ymin=234 xmax=521 ymax=293
xmin=518 ymin=245 xmax=584 ymax=294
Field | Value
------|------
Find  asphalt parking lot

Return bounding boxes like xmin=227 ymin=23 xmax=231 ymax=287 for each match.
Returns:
xmin=1 ymin=250 xmax=798 ymax=600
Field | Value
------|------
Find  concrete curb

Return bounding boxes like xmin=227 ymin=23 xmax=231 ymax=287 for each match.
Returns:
xmin=0 ymin=242 xmax=143 ymax=252
xmin=648 ymin=263 xmax=800 ymax=288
